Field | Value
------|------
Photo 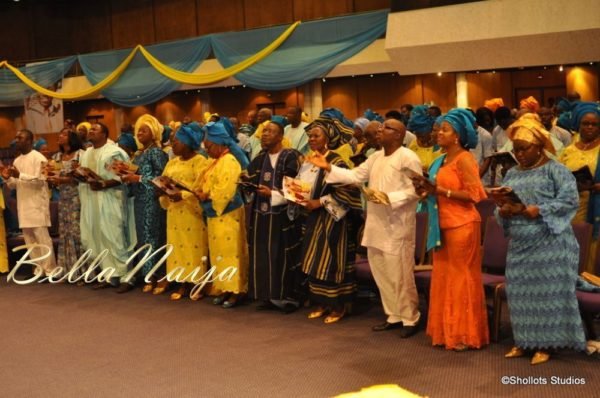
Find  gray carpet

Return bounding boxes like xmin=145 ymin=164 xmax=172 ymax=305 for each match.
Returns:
xmin=1 ymin=280 xmax=598 ymax=398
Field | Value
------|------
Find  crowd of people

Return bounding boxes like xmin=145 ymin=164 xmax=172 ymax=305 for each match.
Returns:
xmin=1 ymin=95 xmax=599 ymax=366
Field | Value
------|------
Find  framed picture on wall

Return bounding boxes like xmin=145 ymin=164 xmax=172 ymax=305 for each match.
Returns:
xmin=24 ymin=80 xmax=64 ymax=135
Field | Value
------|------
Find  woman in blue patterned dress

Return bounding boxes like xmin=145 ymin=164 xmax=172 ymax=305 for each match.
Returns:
xmin=121 ymin=114 xmax=168 ymax=293
xmin=48 ymin=128 xmax=84 ymax=282
xmin=497 ymin=114 xmax=586 ymax=365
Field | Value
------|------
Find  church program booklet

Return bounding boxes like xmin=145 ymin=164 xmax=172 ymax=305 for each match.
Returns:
xmin=359 ymin=186 xmax=391 ymax=205
xmin=71 ymin=167 xmax=103 ymax=183
xmin=572 ymin=166 xmax=594 ymax=185
xmin=485 ymin=186 xmax=523 ymax=206
xmin=151 ymin=176 xmax=192 ymax=196
xmin=105 ymin=159 xmax=138 ymax=176
xmin=282 ymin=176 xmax=312 ymax=205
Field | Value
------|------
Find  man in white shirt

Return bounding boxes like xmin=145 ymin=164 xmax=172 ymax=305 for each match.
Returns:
xmin=2 ymin=129 xmax=56 ymax=276
xmin=284 ymin=106 xmax=309 ymax=155
xmin=307 ymin=119 xmax=422 ymax=338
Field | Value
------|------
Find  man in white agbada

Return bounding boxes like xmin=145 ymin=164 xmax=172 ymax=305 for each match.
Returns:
xmin=307 ymin=118 xmax=422 ymax=338
xmin=78 ymin=123 xmax=136 ymax=292
xmin=2 ymin=129 xmax=56 ymax=275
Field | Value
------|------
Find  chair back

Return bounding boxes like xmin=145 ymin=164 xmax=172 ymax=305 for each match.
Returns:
xmin=481 ymin=216 xmax=509 ymax=273
xmin=415 ymin=212 xmax=428 ymax=265
xmin=476 ymin=199 xmax=496 ymax=241
xmin=572 ymin=222 xmax=593 ymax=273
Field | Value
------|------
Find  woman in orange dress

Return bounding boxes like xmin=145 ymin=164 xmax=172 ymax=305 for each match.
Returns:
xmin=413 ymin=108 xmax=489 ymax=351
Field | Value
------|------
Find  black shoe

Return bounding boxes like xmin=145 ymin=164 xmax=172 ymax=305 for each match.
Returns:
xmin=281 ymin=303 xmax=299 ymax=314
xmin=256 ymin=301 xmax=277 ymax=311
xmin=116 ymin=283 xmax=135 ymax=294
xmin=399 ymin=324 xmax=419 ymax=338
xmin=372 ymin=321 xmax=403 ymax=332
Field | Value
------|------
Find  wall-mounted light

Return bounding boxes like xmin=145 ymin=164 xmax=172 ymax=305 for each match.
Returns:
xmin=437 ymin=72 xmax=442 ymax=76
xmin=492 ymin=70 xmax=496 ymax=74
xmin=559 ymin=65 xmax=564 ymax=72
xmin=322 ymin=78 xmax=326 ymax=82
xmin=369 ymin=74 xmax=373 ymax=77
xmin=476 ymin=71 xmax=480 ymax=74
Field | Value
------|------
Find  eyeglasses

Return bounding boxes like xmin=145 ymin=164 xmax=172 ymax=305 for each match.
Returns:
xmin=581 ymin=121 xmax=599 ymax=128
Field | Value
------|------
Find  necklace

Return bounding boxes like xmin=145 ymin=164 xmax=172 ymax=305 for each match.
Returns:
xmin=580 ymin=137 xmax=600 ymax=150
xmin=519 ymin=155 xmax=546 ymax=170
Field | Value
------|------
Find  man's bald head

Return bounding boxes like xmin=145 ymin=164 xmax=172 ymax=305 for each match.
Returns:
xmin=379 ymin=119 xmax=406 ymax=149
xmin=364 ymin=121 xmax=381 ymax=149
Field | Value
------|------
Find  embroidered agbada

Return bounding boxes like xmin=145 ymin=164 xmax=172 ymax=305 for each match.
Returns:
xmin=325 ymin=147 xmax=421 ymax=325
xmin=247 ymin=148 xmax=303 ymax=302
xmin=79 ymin=143 xmax=136 ymax=280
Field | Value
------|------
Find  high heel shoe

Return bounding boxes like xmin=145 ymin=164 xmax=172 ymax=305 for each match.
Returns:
xmin=142 ymin=282 xmax=155 ymax=293
xmin=505 ymin=346 xmax=524 ymax=358
xmin=531 ymin=351 xmax=550 ymax=365
xmin=324 ymin=302 xmax=352 ymax=324
xmin=213 ymin=294 xmax=228 ymax=305
xmin=152 ymin=280 xmax=169 ymax=295
xmin=170 ymin=285 xmax=189 ymax=301
xmin=308 ymin=307 xmax=327 ymax=319
xmin=222 ymin=294 xmax=240 ymax=309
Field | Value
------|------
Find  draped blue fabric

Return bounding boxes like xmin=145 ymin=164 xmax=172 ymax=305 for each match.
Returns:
xmin=0 ymin=56 xmax=76 ymax=102
xmin=211 ymin=10 xmax=388 ymax=90
xmin=78 ymin=36 xmax=211 ymax=106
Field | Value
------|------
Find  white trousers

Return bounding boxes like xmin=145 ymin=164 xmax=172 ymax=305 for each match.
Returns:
xmin=22 ymin=227 xmax=56 ymax=276
xmin=367 ymin=244 xmax=420 ymax=326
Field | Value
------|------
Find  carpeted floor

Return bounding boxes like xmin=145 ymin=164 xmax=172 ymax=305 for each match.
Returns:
xmin=1 ymin=279 xmax=598 ymax=398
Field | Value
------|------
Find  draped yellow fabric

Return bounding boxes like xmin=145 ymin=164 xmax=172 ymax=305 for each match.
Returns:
xmin=0 ymin=21 xmax=300 ymax=100
xmin=0 ymin=46 xmax=140 ymax=99
xmin=137 ymin=21 xmax=300 ymax=85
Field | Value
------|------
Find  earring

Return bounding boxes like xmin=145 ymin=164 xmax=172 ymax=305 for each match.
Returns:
xmin=454 ymin=139 xmax=459 ymax=144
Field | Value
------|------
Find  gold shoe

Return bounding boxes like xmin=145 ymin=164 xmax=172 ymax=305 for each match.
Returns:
xmin=324 ymin=311 xmax=345 ymax=324
xmin=531 ymin=351 xmax=550 ymax=365
xmin=505 ymin=346 xmax=524 ymax=358
xmin=308 ymin=308 xmax=326 ymax=319
xmin=153 ymin=286 xmax=167 ymax=295
xmin=142 ymin=283 xmax=154 ymax=293
xmin=170 ymin=292 xmax=182 ymax=300
xmin=190 ymin=292 xmax=204 ymax=301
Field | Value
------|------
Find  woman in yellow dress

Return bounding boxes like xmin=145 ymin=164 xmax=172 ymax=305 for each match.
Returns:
xmin=195 ymin=121 xmax=249 ymax=309
xmin=559 ymin=102 xmax=600 ymax=273
xmin=407 ymin=105 xmax=442 ymax=172
xmin=156 ymin=123 xmax=209 ymax=300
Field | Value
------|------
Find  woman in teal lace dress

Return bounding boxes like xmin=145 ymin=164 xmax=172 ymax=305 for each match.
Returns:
xmin=498 ymin=115 xmax=586 ymax=365
xmin=121 ymin=115 xmax=168 ymax=293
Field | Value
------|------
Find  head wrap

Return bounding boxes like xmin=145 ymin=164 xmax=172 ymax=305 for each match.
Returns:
xmin=441 ymin=108 xmax=478 ymax=149
xmin=434 ymin=115 xmax=444 ymax=127
xmin=239 ymin=123 xmax=255 ymax=136
xmin=301 ymin=112 xmax=311 ymax=123
xmin=270 ymin=115 xmax=288 ymax=131
xmin=354 ymin=117 xmax=370 ymax=132
xmin=320 ymin=108 xmax=354 ymax=129
xmin=407 ymin=105 xmax=435 ymax=134
xmin=571 ymin=101 xmax=600 ymax=132
xmin=163 ymin=121 xmax=181 ymax=143
xmin=484 ymin=98 xmax=504 ymax=113
xmin=76 ymin=122 xmax=91 ymax=133
xmin=33 ymin=138 xmax=47 ymax=151
xmin=556 ymin=97 xmax=576 ymax=113
xmin=134 ymin=114 xmax=164 ymax=149
xmin=203 ymin=122 xmax=249 ymax=169
xmin=364 ymin=109 xmax=384 ymax=123
xmin=117 ymin=133 xmax=137 ymax=151
xmin=305 ymin=116 xmax=355 ymax=150
xmin=506 ymin=113 xmax=555 ymax=155
xmin=519 ymin=96 xmax=540 ymax=112
xmin=175 ymin=122 xmax=203 ymax=150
